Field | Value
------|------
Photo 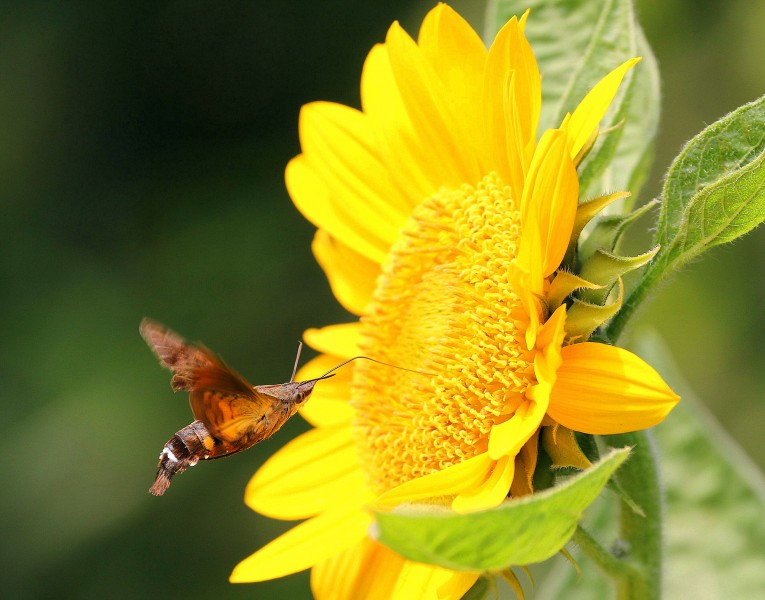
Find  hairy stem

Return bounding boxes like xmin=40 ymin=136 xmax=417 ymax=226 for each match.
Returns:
xmin=605 ymin=430 xmax=663 ymax=600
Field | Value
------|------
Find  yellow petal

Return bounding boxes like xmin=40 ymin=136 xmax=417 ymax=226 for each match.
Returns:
xmin=229 ymin=507 xmax=372 ymax=583
xmin=386 ymin=21 xmax=480 ymax=185
xmin=299 ymin=101 xmax=410 ymax=234
xmin=360 ymin=44 xmax=440 ymax=203
xmin=452 ymin=454 xmax=515 ymax=512
xmin=311 ymin=539 xmax=371 ymax=600
xmin=391 ymin=560 xmax=479 ymax=600
xmin=488 ymin=393 xmax=549 ymax=460
xmin=483 ymin=14 xmax=540 ymax=191
xmin=565 ymin=58 xmax=641 ymax=159
xmin=533 ymin=304 xmax=567 ymax=385
xmin=245 ymin=426 xmax=372 ymax=520
xmin=312 ymin=538 xmax=407 ymax=600
xmin=313 ymin=539 xmax=470 ymax=600
xmin=303 ymin=322 xmax=362 ymax=358
xmin=313 ymin=230 xmax=379 ymax=316
xmin=548 ymin=342 xmax=680 ymax=434
xmin=376 ymin=452 xmax=494 ymax=507
xmin=300 ymin=395 xmax=354 ymax=428
xmin=317 ymin=543 xmax=478 ymax=600
xmin=296 ymin=354 xmax=354 ymax=428
xmin=418 ymin=4 xmax=489 ymax=173
xmin=435 ymin=572 xmax=482 ymax=600
xmin=287 ymin=155 xmax=387 ymax=263
xmin=517 ymin=129 xmax=579 ymax=286
xmin=296 ymin=353 xmax=354 ymax=380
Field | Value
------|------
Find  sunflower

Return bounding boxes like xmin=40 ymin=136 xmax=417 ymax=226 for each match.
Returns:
xmin=231 ymin=4 xmax=679 ymax=597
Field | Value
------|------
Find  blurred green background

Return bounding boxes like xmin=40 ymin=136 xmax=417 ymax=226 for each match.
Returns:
xmin=1 ymin=0 xmax=762 ymax=598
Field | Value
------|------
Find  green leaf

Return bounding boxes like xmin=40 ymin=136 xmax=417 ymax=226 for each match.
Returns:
xmin=608 ymin=97 xmax=765 ymax=341
xmin=609 ymin=95 xmax=765 ymax=340
xmin=656 ymin=95 xmax=765 ymax=243
xmin=485 ymin=0 xmax=659 ymax=204
xmin=372 ymin=448 xmax=629 ymax=572
xmin=653 ymin=94 xmax=765 ymax=269
xmin=535 ymin=333 xmax=765 ymax=599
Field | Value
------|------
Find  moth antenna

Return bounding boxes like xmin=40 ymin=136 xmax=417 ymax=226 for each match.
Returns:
xmin=290 ymin=341 xmax=303 ymax=383
xmin=317 ymin=356 xmax=436 ymax=380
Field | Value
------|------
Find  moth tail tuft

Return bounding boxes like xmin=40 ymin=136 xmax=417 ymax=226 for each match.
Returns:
xmin=149 ymin=472 xmax=173 ymax=496
xmin=149 ymin=439 xmax=191 ymax=497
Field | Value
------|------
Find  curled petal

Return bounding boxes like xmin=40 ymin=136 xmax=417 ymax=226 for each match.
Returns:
xmin=452 ymin=455 xmax=515 ymax=513
xmin=517 ymin=129 xmax=579 ymax=287
xmin=565 ymin=58 xmax=641 ymax=159
xmin=549 ymin=343 xmax=680 ymax=434
xmin=488 ymin=394 xmax=549 ymax=461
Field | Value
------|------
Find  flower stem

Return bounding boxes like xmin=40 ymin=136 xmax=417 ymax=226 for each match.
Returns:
xmin=605 ymin=268 xmax=658 ymax=342
xmin=604 ymin=275 xmax=665 ymax=598
xmin=605 ymin=430 xmax=663 ymax=600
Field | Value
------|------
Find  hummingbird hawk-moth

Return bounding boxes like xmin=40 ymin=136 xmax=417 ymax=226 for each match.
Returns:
xmin=141 ymin=318 xmax=342 ymax=496
xmin=141 ymin=318 xmax=431 ymax=496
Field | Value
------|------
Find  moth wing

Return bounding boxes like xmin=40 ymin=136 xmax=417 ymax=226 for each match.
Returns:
xmin=140 ymin=318 xmax=253 ymax=396
xmin=189 ymin=388 xmax=273 ymax=443
xmin=141 ymin=318 xmax=279 ymax=443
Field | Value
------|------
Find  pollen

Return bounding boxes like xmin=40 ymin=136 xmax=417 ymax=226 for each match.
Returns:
xmin=352 ymin=174 xmax=536 ymax=495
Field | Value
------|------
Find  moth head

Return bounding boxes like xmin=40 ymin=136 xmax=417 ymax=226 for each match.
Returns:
xmin=293 ymin=373 xmax=335 ymax=404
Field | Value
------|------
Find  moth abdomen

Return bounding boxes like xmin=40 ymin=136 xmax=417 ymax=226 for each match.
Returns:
xmin=149 ymin=421 xmax=214 ymax=496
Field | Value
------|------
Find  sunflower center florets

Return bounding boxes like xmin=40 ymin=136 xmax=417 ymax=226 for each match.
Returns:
xmin=351 ymin=173 xmax=536 ymax=495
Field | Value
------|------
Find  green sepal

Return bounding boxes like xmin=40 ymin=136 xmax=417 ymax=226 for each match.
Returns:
xmin=547 ymin=270 xmax=601 ymax=312
xmin=542 ymin=424 xmax=592 ymax=470
xmin=578 ymin=246 xmax=659 ymax=304
xmin=565 ymin=280 xmax=623 ymax=341
xmin=372 ymin=448 xmax=630 ymax=572
xmin=578 ymin=198 xmax=659 ymax=263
